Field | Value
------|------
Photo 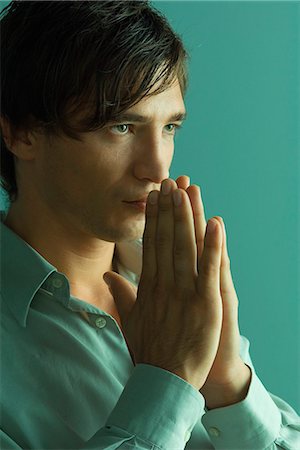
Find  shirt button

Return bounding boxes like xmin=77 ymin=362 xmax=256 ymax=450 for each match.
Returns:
xmin=95 ymin=317 xmax=107 ymax=329
xmin=52 ymin=278 xmax=63 ymax=288
xmin=208 ymin=427 xmax=220 ymax=437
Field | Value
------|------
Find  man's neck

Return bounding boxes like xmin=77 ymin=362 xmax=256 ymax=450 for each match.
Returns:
xmin=4 ymin=201 xmax=117 ymax=304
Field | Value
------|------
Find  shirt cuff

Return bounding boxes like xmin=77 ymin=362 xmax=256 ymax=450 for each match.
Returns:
xmin=201 ymin=366 xmax=282 ymax=449
xmin=106 ymin=363 xmax=205 ymax=449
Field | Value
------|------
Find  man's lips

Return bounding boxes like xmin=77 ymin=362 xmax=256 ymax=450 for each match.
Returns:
xmin=124 ymin=194 xmax=151 ymax=203
xmin=126 ymin=200 xmax=147 ymax=204
xmin=124 ymin=200 xmax=147 ymax=211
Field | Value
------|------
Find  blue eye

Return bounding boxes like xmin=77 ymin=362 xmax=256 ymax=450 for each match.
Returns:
xmin=111 ymin=124 xmax=129 ymax=135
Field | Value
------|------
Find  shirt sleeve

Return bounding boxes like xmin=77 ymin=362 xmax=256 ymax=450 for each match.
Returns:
xmin=201 ymin=336 xmax=300 ymax=450
xmin=3 ymin=362 xmax=204 ymax=450
xmin=94 ymin=363 xmax=205 ymax=449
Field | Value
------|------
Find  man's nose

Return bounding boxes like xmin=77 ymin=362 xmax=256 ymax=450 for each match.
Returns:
xmin=133 ymin=132 xmax=173 ymax=184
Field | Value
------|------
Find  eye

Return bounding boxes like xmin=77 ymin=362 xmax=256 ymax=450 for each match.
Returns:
xmin=110 ymin=124 xmax=130 ymax=135
xmin=164 ymin=123 xmax=182 ymax=134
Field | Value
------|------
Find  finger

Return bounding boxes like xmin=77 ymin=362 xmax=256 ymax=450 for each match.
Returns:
xmin=141 ymin=189 xmax=159 ymax=283
xmin=186 ymin=185 xmax=207 ymax=274
xmin=176 ymin=175 xmax=190 ymax=190
xmin=197 ymin=218 xmax=223 ymax=297
xmin=215 ymin=217 xmax=229 ymax=270
xmin=172 ymin=188 xmax=198 ymax=288
xmin=214 ymin=217 xmax=239 ymax=306
xmin=156 ymin=179 xmax=177 ymax=286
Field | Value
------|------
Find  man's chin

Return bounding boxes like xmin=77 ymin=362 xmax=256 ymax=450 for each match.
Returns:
xmin=107 ymin=219 xmax=145 ymax=243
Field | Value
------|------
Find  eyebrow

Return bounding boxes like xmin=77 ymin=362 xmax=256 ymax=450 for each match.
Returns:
xmin=111 ymin=111 xmax=187 ymax=124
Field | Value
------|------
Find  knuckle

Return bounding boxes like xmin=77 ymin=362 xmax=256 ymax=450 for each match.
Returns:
xmin=226 ymin=256 xmax=231 ymax=267
xmin=222 ymin=255 xmax=231 ymax=268
xmin=158 ymin=201 xmax=171 ymax=213
xmin=174 ymin=263 xmax=187 ymax=279
xmin=201 ymin=261 xmax=219 ymax=278
xmin=174 ymin=285 xmax=194 ymax=302
xmin=173 ymin=242 xmax=184 ymax=258
xmin=173 ymin=211 xmax=184 ymax=224
xmin=220 ymin=285 xmax=231 ymax=296
xmin=156 ymin=232 xmax=170 ymax=247
xmin=204 ymin=239 xmax=218 ymax=250
xmin=196 ymin=236 xmax=204 ymax=247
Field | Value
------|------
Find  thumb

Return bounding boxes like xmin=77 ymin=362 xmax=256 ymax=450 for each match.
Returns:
xmin=103 ymin=271 xmax=137 ymax=324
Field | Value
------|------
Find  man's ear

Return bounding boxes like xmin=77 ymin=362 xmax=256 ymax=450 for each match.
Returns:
xmin=0 ymin=116 xmax=35 ymax=161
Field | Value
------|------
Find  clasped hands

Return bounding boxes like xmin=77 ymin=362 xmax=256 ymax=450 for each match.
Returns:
xmin=105 ymin=174 xmax=251 ymax=409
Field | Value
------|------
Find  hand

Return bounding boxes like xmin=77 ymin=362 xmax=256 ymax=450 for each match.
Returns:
xmin=175 ymin=175 xmax=251 ymax=407
xmin=103 ymin=177 xmax=224 ymax=390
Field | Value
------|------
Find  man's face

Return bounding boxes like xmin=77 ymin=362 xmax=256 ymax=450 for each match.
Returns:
xmin=33 ymin=80 xmax=186 ymax=243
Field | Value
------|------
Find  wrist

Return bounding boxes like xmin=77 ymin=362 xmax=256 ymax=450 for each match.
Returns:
xmin=201 ymin=363 xmax=252 ymax=410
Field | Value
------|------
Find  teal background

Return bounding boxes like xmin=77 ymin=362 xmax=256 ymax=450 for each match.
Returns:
xmin=1 ymin=0 xmax=299 ymax=413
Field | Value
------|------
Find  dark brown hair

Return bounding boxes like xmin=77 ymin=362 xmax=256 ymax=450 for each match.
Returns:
xmin=0 ymin=0 xmax=188 ymax=204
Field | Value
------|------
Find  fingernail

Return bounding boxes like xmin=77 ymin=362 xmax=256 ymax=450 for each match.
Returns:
xmin=207 ymin=219 xmax=216 ymax=233
xmin=162 ymin=180 xmax=171 ymax=195
xmin=173 ymin=190 xmax=182 ymax=206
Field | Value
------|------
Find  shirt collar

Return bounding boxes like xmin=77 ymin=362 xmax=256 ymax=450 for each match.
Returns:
xmin=0 ymin=210 xmax=143 ymax=327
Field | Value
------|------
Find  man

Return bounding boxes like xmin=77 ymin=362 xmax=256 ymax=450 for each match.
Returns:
xmin=0 ymin=1 xmax=299 ymax=449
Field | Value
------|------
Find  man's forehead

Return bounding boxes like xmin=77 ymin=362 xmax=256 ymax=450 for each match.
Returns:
xmin=70 ymin=78 xmax=185 ymax=126
xmin=116 ymin=82 xmax=186 ymax=123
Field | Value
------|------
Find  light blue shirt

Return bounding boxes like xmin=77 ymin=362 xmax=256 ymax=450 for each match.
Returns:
xmin=1 ymin=210 xmax=299 ymax=449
